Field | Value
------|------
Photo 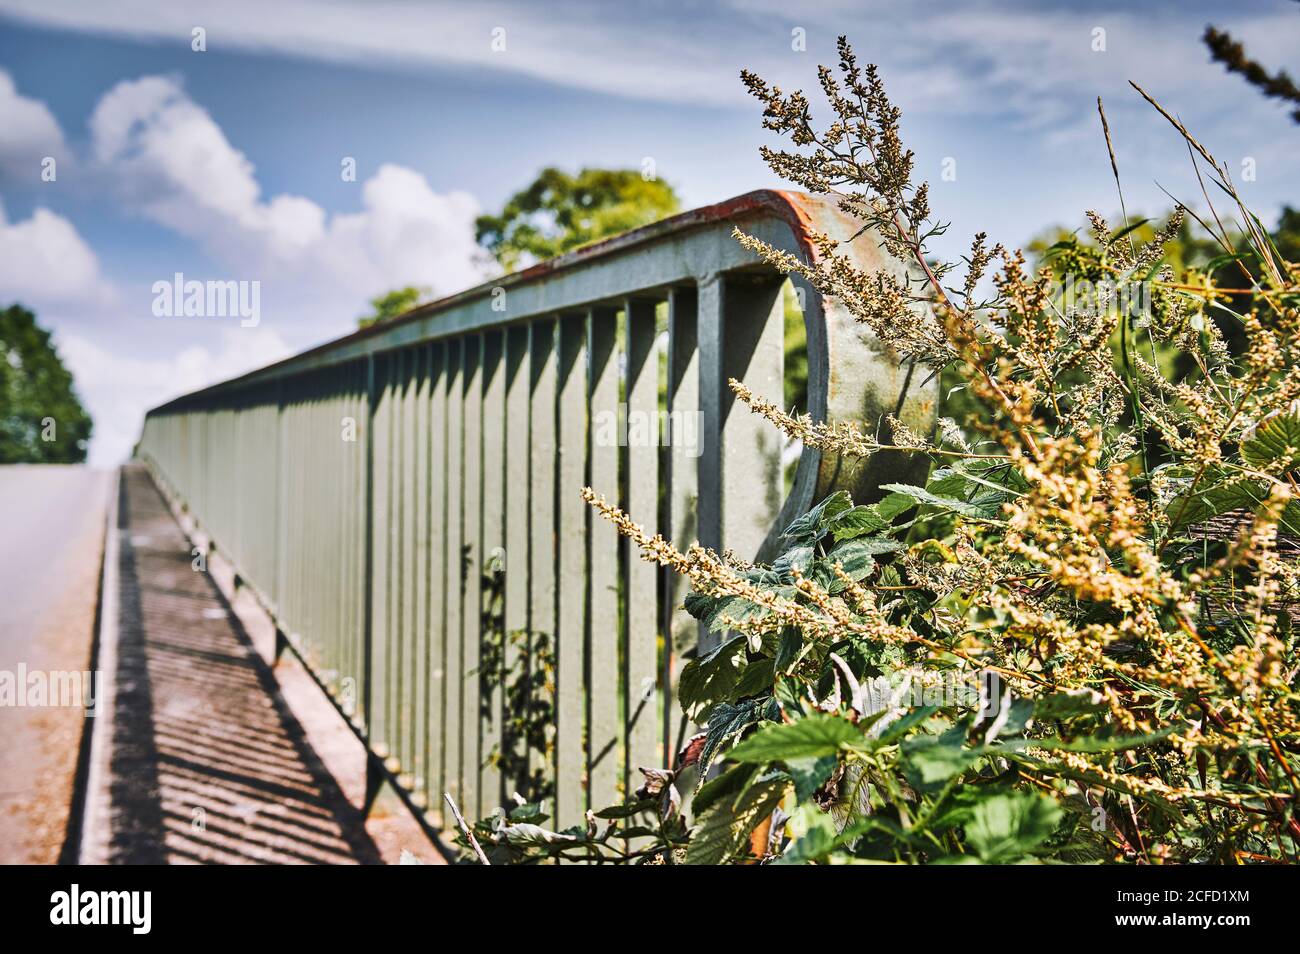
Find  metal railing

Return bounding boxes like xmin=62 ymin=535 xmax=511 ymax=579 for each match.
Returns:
xmin=137 ymin=189 xmax=935 ymax=833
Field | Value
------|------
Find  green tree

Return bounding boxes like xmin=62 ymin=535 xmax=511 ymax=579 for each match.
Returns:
xmin=0 ymin=304 xmax=92 ymax=463
xmin=358 ymin=286 xmax=430 ymax=329
xmin=475 ymin=167 xmax=680 ymax=271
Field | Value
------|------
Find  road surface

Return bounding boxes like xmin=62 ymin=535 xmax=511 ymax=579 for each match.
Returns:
xmin=0 ymin=465 xmax=111 ymax=863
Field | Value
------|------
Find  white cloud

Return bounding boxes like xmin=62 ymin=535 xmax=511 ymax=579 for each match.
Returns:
xmin=0 ymin=201 xmax=114 ymax=308
xmin=0 ymin=69 xmax=67 ymax=180
xmin=0 ymin=71 xmax=487 ymax=465
xmin=59 ymin=325 xmax=293 ymax=467
xmin=88 ymin=73 xmax=487 ymax=302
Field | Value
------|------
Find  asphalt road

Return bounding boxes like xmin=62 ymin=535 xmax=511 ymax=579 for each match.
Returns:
xmin=0 ymin=464 xmax=111 ymax=863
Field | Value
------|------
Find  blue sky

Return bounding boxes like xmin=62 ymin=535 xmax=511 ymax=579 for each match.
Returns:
xmin=1 ymin=0 xmax=1297 ymax=464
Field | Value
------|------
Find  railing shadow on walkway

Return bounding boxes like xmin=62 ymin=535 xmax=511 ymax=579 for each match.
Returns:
xmin=102 ymin=465 xmax=381 ymax=864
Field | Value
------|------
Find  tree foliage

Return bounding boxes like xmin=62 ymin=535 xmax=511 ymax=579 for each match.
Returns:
xmin=475 ymin=167 xmax=680 ymax=272
xmin=0 ymin=304 xmax=92 ymax=463
xmin=358 ymin=286 xmax=430 ymax=329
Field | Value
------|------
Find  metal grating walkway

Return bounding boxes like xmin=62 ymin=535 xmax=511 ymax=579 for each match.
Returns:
xmin=84 ymin=464 xmax=381 ymax=864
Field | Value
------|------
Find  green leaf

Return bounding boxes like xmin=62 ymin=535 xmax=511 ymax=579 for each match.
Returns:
xmin=727 ymin=714 xmax=861 ymax=763
xmin=826 ymin=497 xmax=916 ymax=540
xmin=880 ymin=483 xmax=989 ymax=518
xmin=592 ymin=800 xmax=654 ymax=820
xmin=705 ymin=594 xmax=776 ymax=633
xmin=826 ymin=539 xmax=882 ymax=581
xmin=507 ymin=801 xmax=548 ymax=823
xmin=687 ymin=775 xmax=789 ymax=865
xmin=825 ymin=506 xmax=889 ymax=539
xmin=698 ymin=697 xmax=778 ymax=778
xmin=773 ymin=545 xmax=815 ymax=577
xmin=786 ymin=755 xmax=837 ymax=803
xmin=1165 ymin=468 xmax=1267 ymax=529
xmin=775 ymin=627 xmax=803 ymax=672
xmin=902 ymin=730 xmax=982 ymax=791
xmin=875 ymin=492 xmax=918 ymax=521
xmin=683 ymin=591 xmax=716 ymax=621
xmin=875 ymin=705 xmax=938 ymax=744
xmin=783 ymin=490 xmax=852 ymax=543
xmin=1106 ymin=218 xmax=1151 ymax=245
xmin=733 ymin=657 xmax=776 ymax=698
xmin=692 ymin=763 xmax=758 ymax=816
xmin=965 ymin=792 xmax=1062 ymax=863
xmin=1243 ymin=413 xmax=1300 ymax=470
xmin=677 ymin=636 xmax=745 ymax=722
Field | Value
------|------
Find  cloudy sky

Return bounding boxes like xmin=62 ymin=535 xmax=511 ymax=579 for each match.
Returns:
xmin=1 ymin=0 xmax=1297 ymax=465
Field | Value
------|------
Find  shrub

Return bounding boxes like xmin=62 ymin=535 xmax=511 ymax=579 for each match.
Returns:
xmin=459 ymin=38 xmax=1300 ymax=865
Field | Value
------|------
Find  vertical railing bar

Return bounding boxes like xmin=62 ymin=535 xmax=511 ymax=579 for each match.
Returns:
xmin=555 ymin=312 xmax=588 ymax=827
xmin=529 ymin=317 xmax=559 ymax=809
xmin=664 ymin=286 xmax=699 ymax=761
xmin=623 ymin=297 xmax=660 ymax=784
xmin=461 ymin=334 xmax=484 ymax=818
xmin=587 ymin=305 xmax=621 ymax=811
xmin=426 ymin=342 xmax=449 ymax=813
xmin=695 ymin=277 xmax=724 ymax=656
xmin=479 ymin=330 xmax=506 ymax=815
xmin=369 ymin=353 xmax=388 ymax=749
xmin=502 ymin=326 xmax=531 ymax=800
xmin=412 ymin=344 xmax=430 ymax=804
xmin=401 ymin=347 xmax=419 ymax=784
xmin=444 ymin=338 xmax=465 ymax=809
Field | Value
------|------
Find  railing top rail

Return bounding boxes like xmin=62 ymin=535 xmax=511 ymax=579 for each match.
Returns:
xmin=144 ymin=189 xmax=847 ymax=415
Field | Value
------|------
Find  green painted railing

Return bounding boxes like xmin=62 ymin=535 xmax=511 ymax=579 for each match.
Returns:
xmin=137 ymin=190 xmax=934 ymax=834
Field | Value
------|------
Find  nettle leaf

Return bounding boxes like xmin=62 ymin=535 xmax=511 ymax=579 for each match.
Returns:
xmin=825 ymin=506 xmax=889 ymax=539
xmin=593 ymin=799 xmax=655 ymax=820
xmin=1165 ymin=468 xmax=1267 ymax=529
xmin=786 ymin=754 xmax=837 ymax=803
xmin=1282 ymin=502 xmax=1300 ymax=536
xmin=965 ymin=792 xmax=1062 ymax=863
xmin=826 ymin=539 xmax=883 ymax=582
xmin=733 ymin=657 xmax=776 ymax=698
xmin=829 ymin=759 xmax=874 ymax=838
xmin=507 ymin=801 xmax=548 ymax=824
xmin=901 ymin=728 xmax=982 ymax=791
xmin=705 ymin=594 xmax=779 ymax=633
xmin=698 ymin=697 xmax=780 ymax=778
xmin=727 ymin=713 xmax=860 ymax=763
xmin=773 ymin=545 xmax=815 ymax=578
xmin=876 ymin=705 xmax=939 ymax=744
xmin=826 ymin=495 xmax=914 ymax=540
xmin=683 ymin=591 xmax=716 ymax=621
xmin=775 ymin=627 xmax=803 ymax=672
xmin=692 ymin=762 xmax=757 ymax=816
xmin=1243 ymin=412 xmax=1300 ymax=471
xmin=687 ymin=773 xmax=790 ymax=865
xmin=677 ymin=636 xmax=745 ymax=722
xmin=880 ymin=483 xmax=990 ymax=518
xmin=925 ymin=468 xmax=974 ymax=498
xmin=784 ymin=490 xmax=853 ymax=544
